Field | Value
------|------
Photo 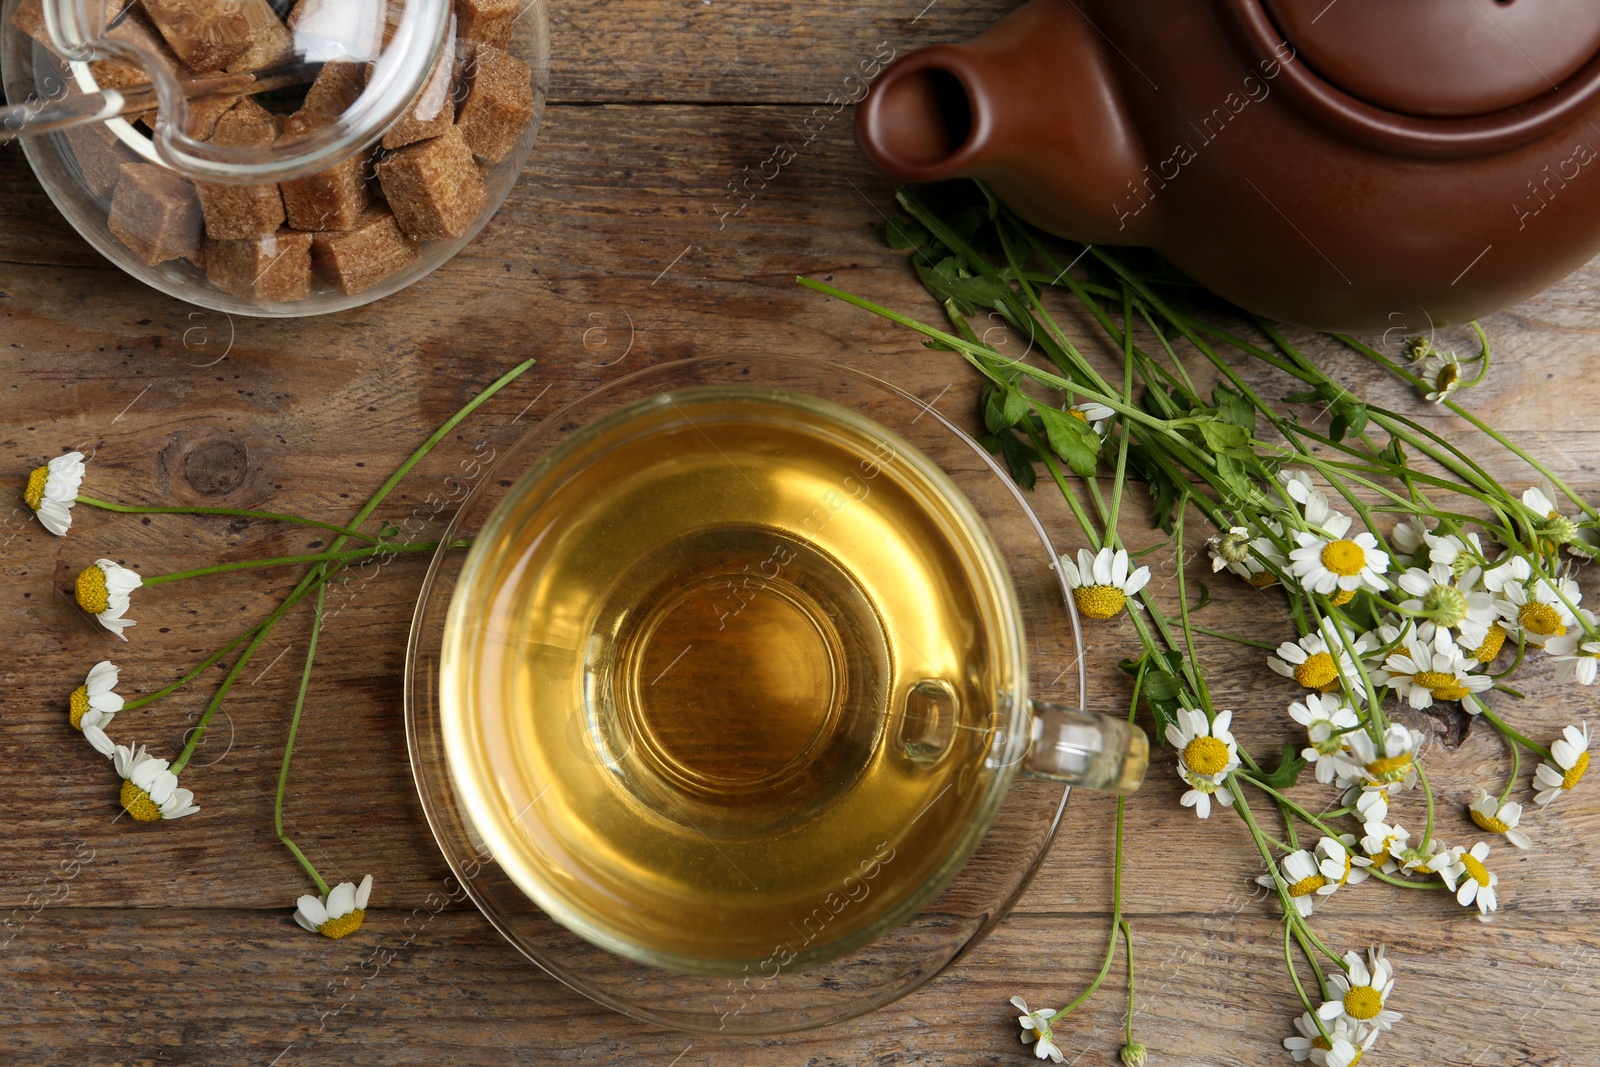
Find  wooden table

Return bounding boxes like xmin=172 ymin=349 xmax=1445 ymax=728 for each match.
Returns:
xmin=4 ymin=1 xmax=1599 ymax=1063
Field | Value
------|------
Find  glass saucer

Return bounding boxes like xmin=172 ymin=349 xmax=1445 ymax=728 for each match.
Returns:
xmin=403 ymin=354 xmax=1086 ymax=1034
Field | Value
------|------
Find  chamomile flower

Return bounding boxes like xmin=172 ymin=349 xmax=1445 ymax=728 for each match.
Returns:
xmin=1214 ymin=521 xmax=1287 ymax=587
xmin=295 ymin=874 xmax=374 ymax=940
xmin=1400 ymin=837 xmax=1449 ymax=875
xmin=112 ymin=744 xmax=198 ymax=821
xmin=1010 ymin=996 xmax=1065 ymax=1063
xmin=1395 ymin=564 xmax=1497 ymax=646
xmin=1278 ymin=469 xmax=1316 ymax=506
xmin=1495 ymin=566 xmax=1581 ymax=646
xmin=1270 ymin=621 xmax=1372 ymax=694
xmin=1208 ymin=526 xmax=1252 ymax=572
xmin=1432 ymin=842 xmax=1500 ymax=920
xmin=1166 ymin=707 xmax=1240 ymax=819
xmin=1523 ymin=486 xmax=1578 ymax=549
xmin=69 ymin=660 xmax=123 ymax=758
xmin=1371 ymin=629 xmax=1492 ymax=710
xmin=1070 ymin=400 xmax=1115 ymax=436
xmin=1289 ymin=693 xmax=1360 ymax=784
xmin=1418 ymin=348 xmax=1461 ymax=403
xmin=1257 ymin=848 xmax=1332 ymax=916
xmin=1056 ymin=547 xmax=1149 ymax=621
xmin=1359 ymin=819 xmax=1411 ymax=875
xmin=1289 ymin=522 xmax=1390 ymax=597
xmin=1317 ymin=834 xmax=1372 ymax=889
xmin=1533 ymin=723 xmax=1590 ymax=806
xmin=1389 ymin=518 xmax=1426 ymax=566
xmin=22 ymin=451 xmax=84 ymax=536
xmin=1318 ymin=946 xmax=1403 ymax=1032
xmin=75 ymin=559 xmax=142 ymax=640
xmin=1285 ymin=1013 xmax=1377 ymax=1067
xmin=1467 ymin=790 xmax=1531 ymax=850
xmin=1343 ymin=724 xmax=1424 ymax=791
xmin=1355 ymin=788 xmax=1389 ymax=827
xmin=1545 ymin=610 xmax=1600 ymax=685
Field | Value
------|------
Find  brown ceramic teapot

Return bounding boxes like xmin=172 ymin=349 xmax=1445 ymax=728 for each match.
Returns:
xmin=857 ymin=0 xmax=1600 ymax=332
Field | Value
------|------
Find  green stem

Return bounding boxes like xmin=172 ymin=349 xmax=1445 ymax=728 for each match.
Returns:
xmin=1048 ymin=794 xmax=1126 ymax=1023
xmin=1481 ymin=707 xmax=1552 ymax=761
xmin=140 ymin=541 xmax=444 ymax=585
xmin=275 ymin=583 xmax=330 ymax=898
xmin=1498 ymin=733 xmax=1523 ymax=806
xmin=1121 ymin=920 xmax=1137 ymax=1048
xmin=76 ymin=496 xmax=383 ymax=544
xmin=169 ymin=566 xmax=338 ymax=775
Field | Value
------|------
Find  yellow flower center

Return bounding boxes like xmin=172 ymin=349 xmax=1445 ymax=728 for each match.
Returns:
xmin=1336 ymin=854 xmax=1353 ymax=885
xmin=120 ymin=779 xmax=162 ymax=822
xmin=1342 ymin=986 xmax=1384 ymax=1021
xmin=1329 ymin=588 xmax=1357 ymax=606
xmin=1470 ymin=808 xmax=1510 ymax=835
xmin=1433 ymin=362 xmax=1459 ymax=393
xmin=1412 ymin=669 xmax=1468 ymax=701
xmin=1466 ymin=624 xmax=1506 ymax=663
xmin=1461 ymin=853 xmax=1491 ymax=886
xmin=1312 ymin=1036 xmax=1333 ymax=1052
xmin=1073 ymin=584 xmax=1128 ymax=620
xmin=1564 ymin=751 xmax=1590 ymax=791
xmin=69 ymin=685 xmax=89 ymax=729
xmin=1367 ymin=752 xmax=1413 ymax=782
xmin=76 ymin=566 xmax=110 ymax=614
xmin=1182 ymin=735 xmax=1232 ymax=777
xmin=1320 ymin=540 xmax=1367 ymax=577
xmin=1292 ymin=651 xmax=1340 ymax=691
xmin=1068 ymin=408 xmax=1088 ymax=423
xmin=23 ymin=465 xmax=48 ymax=512
xmin=1288 ymin=873 xmax=1328 ymax=897
xmin=1519 ymin=601 xmax=1567 ymax=638
xmin=1247 ymin=571 xmax=1279 ymax=588
xmin=319 ymin=908 xmax=366 ymax=939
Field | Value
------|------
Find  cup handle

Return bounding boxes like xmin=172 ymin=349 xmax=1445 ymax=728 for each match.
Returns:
xmin=1021 ymin=702 xmax=1148 ymax=795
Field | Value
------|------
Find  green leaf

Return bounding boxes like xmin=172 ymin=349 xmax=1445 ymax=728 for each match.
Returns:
xmin=1197 ymin=418 xmax=1250 ymax=454
xmin=1119 ymin=650 xmax=1186 ymax=736
xmin=1252 ymin=743 xmax=1307 ymax=791
xmin=980 ymin=428 xmax=1040 ymax=491
xmin=914 ymin=256 xmax=1014 ymax=318
xmin=1212 ymin=384 xmax=1257 ymax=434
xmin=886 ymin=216 xmax=934 ymax=252
xmin=1036 ymin=404 xmax=1102 ymax=476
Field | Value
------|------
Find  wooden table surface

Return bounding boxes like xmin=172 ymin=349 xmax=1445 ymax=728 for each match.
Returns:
xmin=4 ymin=1 xmax=1599 ymax=1063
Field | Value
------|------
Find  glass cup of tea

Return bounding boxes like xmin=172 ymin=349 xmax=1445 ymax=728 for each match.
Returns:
xmin=406 ymin=354 xmax=1148 ymax=1033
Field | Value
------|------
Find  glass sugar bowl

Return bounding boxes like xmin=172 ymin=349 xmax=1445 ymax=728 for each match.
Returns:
xmin=1 ymin=0 xmax=548 ymax=316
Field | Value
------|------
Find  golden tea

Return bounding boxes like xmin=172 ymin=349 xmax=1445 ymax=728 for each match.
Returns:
xmin=440 ymin=387 xmax=1025 ymax=972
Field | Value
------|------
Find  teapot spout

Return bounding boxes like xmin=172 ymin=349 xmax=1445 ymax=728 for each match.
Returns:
xmin=856 ymin=0 xmax=1154 ymax=245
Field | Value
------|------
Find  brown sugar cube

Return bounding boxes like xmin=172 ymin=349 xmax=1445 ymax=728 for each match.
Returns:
xmin=140 ymin=92 xmax=241 ymax=138
xmin=381 ymin=20 xmax=455 ymax=149
xmin=88 ymin=3 xmax=190 ymax=91
xmin=376 ymin=125 xmax=486 ymax=241
xmin=289 ymin=0 xmax=383 ymax=62
xmin=206 ymin=229 xmax=313 ymax=302
xmin=225 ymin=0 xmax=295 ymax=73
xmin=311 ymin=206 xmax=420 ymax=295
xmin=455 ymin=43 xmax=535 ymax=163
xmin=455 ymin=0 xmax=517 ymax=48
xmin=303 ymin=61 xmax=369 ymax=117
xmin=65 ymin=124 xmax=138 ymax=198
xmin=107 ymin=162 xmax=202 ymax=265
xmin=277 ymin=112 xmax=371 ymax=231
xmin=9 ymin=0 xmax=50 ymax=49
xmin=142 ymin=0 xmax=254 ymax=72
xmin=194 ymin=98 xmax=284 ymax=239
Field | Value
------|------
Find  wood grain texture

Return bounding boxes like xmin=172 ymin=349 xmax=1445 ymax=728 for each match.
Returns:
xmin=2 ymin=2 xmax=1599 ymax=1064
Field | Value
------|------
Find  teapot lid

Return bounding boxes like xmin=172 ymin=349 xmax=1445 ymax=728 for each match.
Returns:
xmin=1226 ymin=0 xmax=1600 ymax=156
xmin=1261 ymin=0 xmax=1600 ymax=117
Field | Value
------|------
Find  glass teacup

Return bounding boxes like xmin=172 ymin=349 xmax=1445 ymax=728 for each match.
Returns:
xmin=406 ymin=354 xmax=1146 ymax=1032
